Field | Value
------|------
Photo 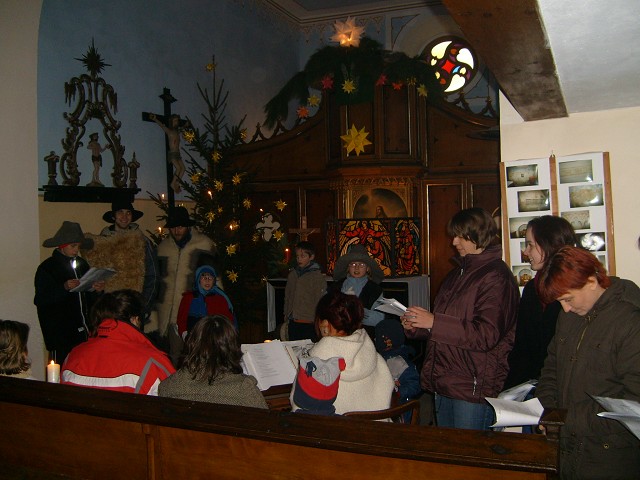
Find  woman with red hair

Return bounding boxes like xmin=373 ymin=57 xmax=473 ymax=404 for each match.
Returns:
xmin=536 ymin=246 xmax=640 ymax=479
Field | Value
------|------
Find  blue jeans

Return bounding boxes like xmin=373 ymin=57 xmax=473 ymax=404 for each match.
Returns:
xmin=435 ymin=394 xmax=494 ymax=431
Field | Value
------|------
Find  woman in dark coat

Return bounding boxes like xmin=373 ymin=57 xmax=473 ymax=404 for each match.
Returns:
xmin=34 ymin=221 xmax=104 ymax=363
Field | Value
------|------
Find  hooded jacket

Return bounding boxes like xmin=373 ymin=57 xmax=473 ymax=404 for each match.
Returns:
xmin=176 ymin=265 xmax=235 ymax=336
xmin=294 ymin=328 xmax=394 ymax=414
xmin=406 ymin=244 xmax=519 ymax=403
xmin=536 ymin=277 xmax=640 ymax=479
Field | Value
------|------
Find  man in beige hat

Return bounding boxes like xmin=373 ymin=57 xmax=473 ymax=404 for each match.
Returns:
xmin=34 ymin=221 xmax=105 ymax=364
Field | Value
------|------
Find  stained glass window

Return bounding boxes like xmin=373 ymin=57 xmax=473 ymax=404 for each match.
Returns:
xmin=425 ymin=37 xmax=477 ymax=93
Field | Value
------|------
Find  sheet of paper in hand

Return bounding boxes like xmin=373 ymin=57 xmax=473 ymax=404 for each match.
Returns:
xmin=485 ymin=397 xmax=544 ymax=428
xmin=70 ymin=267 xmax=117 ymax=292
xmin=375 ymin=298 xmax=407 ymax=317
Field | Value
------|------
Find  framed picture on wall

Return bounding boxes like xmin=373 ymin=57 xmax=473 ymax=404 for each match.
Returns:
xmin=346 ymin=185 xmax=411 ymax=219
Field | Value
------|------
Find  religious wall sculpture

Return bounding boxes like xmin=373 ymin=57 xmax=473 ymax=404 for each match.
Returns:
xmin=44 ymin=40 xmax=139 ymax=191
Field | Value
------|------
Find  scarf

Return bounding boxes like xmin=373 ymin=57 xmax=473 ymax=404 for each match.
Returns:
xmin=188 ymin=265 xmax=234 ymax=320
xmin=341 ymin=276 xmax=368 ymax=297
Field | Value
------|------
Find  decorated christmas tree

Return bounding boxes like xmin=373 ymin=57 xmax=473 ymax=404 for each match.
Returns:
xmin=151 ymin=58 xmax=290 ymax=329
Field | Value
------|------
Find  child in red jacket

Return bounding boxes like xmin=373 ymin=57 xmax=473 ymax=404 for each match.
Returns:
xmin=176 ymin=265 xmax=236 ymax=339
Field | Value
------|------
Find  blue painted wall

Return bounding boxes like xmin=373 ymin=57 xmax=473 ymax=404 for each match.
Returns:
xmin=38 ymin=0 xmax=300 ymax=199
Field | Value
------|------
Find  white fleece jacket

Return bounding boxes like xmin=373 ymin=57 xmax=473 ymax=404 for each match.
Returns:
xmin=297 ymin=328 xmax=394 ymax=415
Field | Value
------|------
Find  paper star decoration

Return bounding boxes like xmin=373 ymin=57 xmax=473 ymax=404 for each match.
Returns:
xmin=183 ymin=130 xmax=195 ymax=143
xmin=226 ymin=270 xmax=238 ymax=283
xmin=252 ymin=232 xmax=261 ymax=243
xmin=190 ymin=172 xmax=202 ymax=183
xmin=342 ymin=79 xmax=356 ymax=94
xmin=417 ymin=84 xmax=429 ymax=97
xmin=214 ymin=180 xmax=224 ymax=191
xmin=297 ymin=105 xmax=309 ymax=119
xmin=321 ymin=75 xmax=334 ymax=90
xmin=392 ymin=81 xmax=403 ymax=90
xmin=206 ymin=211 xmax=216 ymax=224
xmin=256 ymin=213 xmax=281 ymax=241
xmin=341 ymin=124 xmax=372 ymax=156
xmin=226 ymin=243 xmax=238 ymax=255
xmin=232 ymin=173 xmax=242 ymax=185
xmin=273 ymin=230 xmax=284 ymax=241
xmin=242 ymin=198 xmax=252 ymax=209
xmin=376 ymin=74 xmax=387 ymax=86
xmin=307 ymin=95 xmax=321 ymax=107
xmin=330 ymin=16 xmax=365 ymax=47
xmin=211 ymin=151 xmax=221 ymax=162
xmin=206 ymin=62 xmax=216 ymax=72
xmin=275 ymin=199 xmax=287 ymax=211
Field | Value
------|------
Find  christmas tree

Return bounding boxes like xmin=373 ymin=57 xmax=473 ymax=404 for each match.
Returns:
xmin=151 ymin=58 xmax=290 ymax=329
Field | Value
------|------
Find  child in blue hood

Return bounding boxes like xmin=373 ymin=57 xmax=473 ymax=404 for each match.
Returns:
xmin=177 ymin=265 xmax=236 ymax=339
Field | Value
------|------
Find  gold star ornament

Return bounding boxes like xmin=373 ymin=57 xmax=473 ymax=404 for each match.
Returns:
xmin=273 ymin=230 xmax=284 ymax=241
xmin=226 ymin=243 xmax=238 ymax=255
xmin=275 ymin=199 xmax=287 ymax=211
xmin=341 ymin=124 xmax=372 ymax=156
xmin=226 ymin=270 xmax=239 ymax=283
xmin=183 ymin=130 xmax=195 ymax=143
xmin=342 ymin=79 xmax=356 ymax=94
xmin=232 ymin=173 xmax=242 ymax=185
xmin=242 ymin=198 xmax=252 ymax=209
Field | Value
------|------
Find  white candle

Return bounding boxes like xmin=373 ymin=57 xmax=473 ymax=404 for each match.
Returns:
xmin=47 ymin=360 xmax=60 ymax=383
xmin=301 ymin=216 xmax=307 ymax=229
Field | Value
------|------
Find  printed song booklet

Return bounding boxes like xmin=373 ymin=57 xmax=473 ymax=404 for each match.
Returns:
xmin=375 ymin=298 xmax=407 ymax=317
xmin=70 ymin=267 xmax=117 ymax=292
xmin=241 ymin=339 xmax=314 ymax=391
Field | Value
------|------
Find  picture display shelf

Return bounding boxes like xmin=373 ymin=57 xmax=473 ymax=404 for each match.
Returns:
xmin=500 ymin=152 xmax=615 ymax=289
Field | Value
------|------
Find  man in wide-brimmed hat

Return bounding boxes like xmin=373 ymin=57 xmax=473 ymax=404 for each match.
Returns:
xmin=156 ymin=206 xmax=214 ymax=363
xmin=34 ymin=221 xmax=105 ymax=364
xmin=96 ymin=198 xmax=158 ymax=318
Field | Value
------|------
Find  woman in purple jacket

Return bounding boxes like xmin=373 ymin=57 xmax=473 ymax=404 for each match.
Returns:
xmin=402 ymin=208 xmax=519 ymax=430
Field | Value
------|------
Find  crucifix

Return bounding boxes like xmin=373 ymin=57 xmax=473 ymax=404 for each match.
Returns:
xmin=289 ymin=215 xmax=318 ymax=241
xmin=142 ymin=87 xmax=189 ymax=207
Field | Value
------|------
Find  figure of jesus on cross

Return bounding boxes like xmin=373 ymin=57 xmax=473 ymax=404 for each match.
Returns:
xmin=142 ymin=88 xmax=190 ymax=203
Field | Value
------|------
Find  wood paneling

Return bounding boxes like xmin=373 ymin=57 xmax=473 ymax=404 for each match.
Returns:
xmin=441 ymin=0 xmax=567 ymax=121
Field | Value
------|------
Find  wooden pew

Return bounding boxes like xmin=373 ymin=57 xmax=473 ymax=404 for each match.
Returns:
xmin=0 ymin=376 xmax=561 ymax=479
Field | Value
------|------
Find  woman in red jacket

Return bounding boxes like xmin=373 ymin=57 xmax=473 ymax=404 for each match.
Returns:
xmin=402 ymin=208 xmax=519 ymax=430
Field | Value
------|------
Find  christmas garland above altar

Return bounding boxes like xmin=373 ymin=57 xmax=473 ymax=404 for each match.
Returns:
xmin=264 ymin=18 xmax=443 ymax=128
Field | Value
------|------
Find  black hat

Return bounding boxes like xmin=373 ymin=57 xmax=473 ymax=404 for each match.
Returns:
xmin=42 ymin=221 xmax=94 ymax=249
xmin=333 ymin=244 xmax=384 ymax=284
xmin=102 ymin=199 xmax=144 ymax=223
xmin=164 ymin=206 xmax=196 ymax=228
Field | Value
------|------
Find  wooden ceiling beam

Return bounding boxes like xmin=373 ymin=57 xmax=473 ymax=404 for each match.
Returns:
xmin=441 ymin=0 xmax=568 ymax=121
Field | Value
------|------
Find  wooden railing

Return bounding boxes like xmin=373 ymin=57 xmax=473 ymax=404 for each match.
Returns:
xmin=0 ymin=376 xmax=562 ymax=479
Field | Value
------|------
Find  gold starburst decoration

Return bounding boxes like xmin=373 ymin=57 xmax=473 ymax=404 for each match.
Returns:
xmin=211 ymin=151 xmax=221 ymax=163
xmin=206 ymin=62 xmax=216 ymax=72
xmin=217 ymin=206 xmax=223 ymax=214
xmin=232 ymin=173 xmax=242 ymax=185
xmin=252 ymin=232 xmax=261 ymax=243
xmin=342 ymin=79 xmax=356 ymax=94
xmin=308 ymin=94 xmax=321 ymax=107
xmin=341 ymin=124 xmax=372 ymax=156
xmin=240 ymin=129 xmax=247 ymax=140
xmin=214 ymin=180 xmax=224 ymax=191
xmin=226 ymin=243 xmax=238 ymax=255
xmin=275 ymin=199 xmax=287 ymax=211
xmin=226 ymin=270 xmax=239 ymax=283
xmin=417 ymin=84 xmax=429 ymax=97
xmin=183 ymin=130 xmax=195 ymax=143
xmin=206 ymin=211 xmax=216 ymax=223
xmin=273 ymin=230 xmax=284 ymax=241
xmin=243 ymin=198 xmax=252 ymax=209
xmin=190 ymin=172 xmax=202 ymax=183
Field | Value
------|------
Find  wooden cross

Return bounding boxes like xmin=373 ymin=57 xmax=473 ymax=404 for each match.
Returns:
xmin=142 ymin=88 xmax=189 ymax=207
xmin=289 ymin=216 xmax=318 ymax=241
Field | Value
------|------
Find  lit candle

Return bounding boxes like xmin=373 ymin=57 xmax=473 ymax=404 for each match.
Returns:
xmin=284 ymin=247 xmax=291 ymax=263
xmin=161 ymin=193 xmax=166 ymax=202
xmin=47 ymin=360 xmax=60 ymax=383
xmin=301 ymin=216 xmax=307 ymax=229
